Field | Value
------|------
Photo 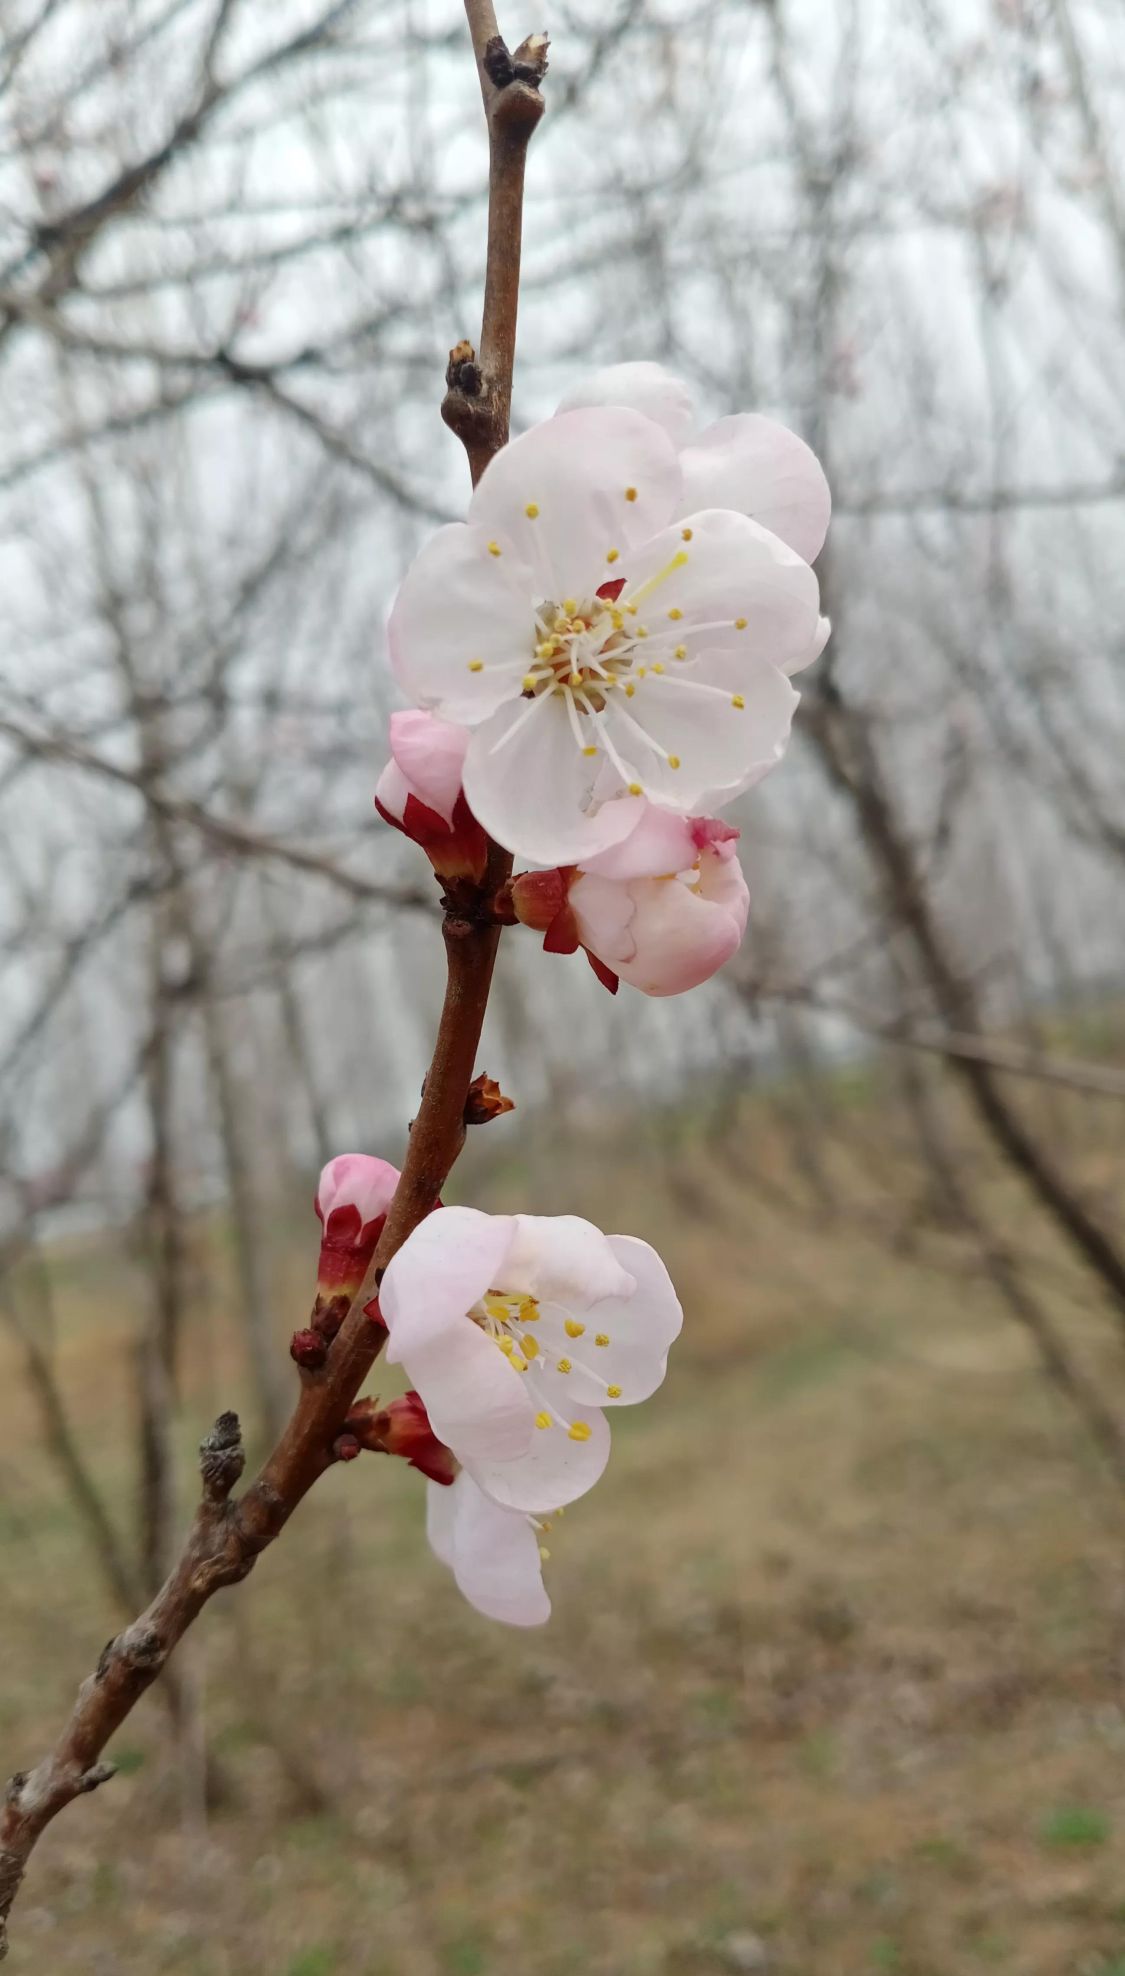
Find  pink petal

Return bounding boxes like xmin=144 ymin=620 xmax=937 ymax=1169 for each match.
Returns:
xmin=316 ymin=1154 xmax=399 ymax=1227
xmin=580 ymin=803 xmax=700 ymax=880
xmin=572 ymin=853 xmax=750 ymax=998
xmin=468 ymin=407 xmax=681 ymax=603
xmin=677 ymin=415 xmax=831 ymax=563
xmin=555 ymin=362 xmax=696 ymax=446
xmin=380 ymin=1206 xmax=515 ymax=1359
xmin=388 ymin=709 xmax=470 ymax=826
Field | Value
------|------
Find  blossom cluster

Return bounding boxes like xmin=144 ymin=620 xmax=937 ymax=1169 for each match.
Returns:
xmin=378 ymin=362 xmax=830 ymax=998
xmin=331 ymin=366 xmax=829 ymax=1626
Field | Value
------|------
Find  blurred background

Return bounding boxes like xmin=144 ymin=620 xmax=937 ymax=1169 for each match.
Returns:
xmin=2 ymin=0 xmax=1125 ymax=1969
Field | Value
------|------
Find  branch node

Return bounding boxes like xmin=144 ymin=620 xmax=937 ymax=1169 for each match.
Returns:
xmin=199 ymin=1411 xmax=245 ymax=1504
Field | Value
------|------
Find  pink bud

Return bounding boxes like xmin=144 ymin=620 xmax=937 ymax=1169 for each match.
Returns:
xmin=314 ymin=1154 xmax=399 ymax=1298
xmin=375 ymin=710 xmax=489 ymax=883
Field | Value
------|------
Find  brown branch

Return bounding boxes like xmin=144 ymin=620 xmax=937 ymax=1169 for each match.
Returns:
xmin=0 ymin=4 xmax=541 ymax=1952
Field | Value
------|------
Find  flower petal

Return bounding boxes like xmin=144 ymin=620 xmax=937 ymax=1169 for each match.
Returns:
xmin=405 ymin=1317 xmax=535 ymax=1463
xmin=579 ymin=803 xmax=700 ymax=880
xmin=619 ymin=509 xmax=821 ymax=671
xmin=388 ymin=710 xmax=470 ymax=826
xmin=601 ymin=651 xmax=798 ymax=812
xmin=677 ymin=414 xmax=831 ymax=563
xmin=381 ymin=1206 xmax=515 ymax=1359
xmin=387 ymin=523 xmax=537 ymax=725
xmin=555 ymin=363 xmax=696 ymax=446
xmin=462 ymin=691 xmax=643 ymax=865
xmin=502 ymin=1213 xmax=636 ymax=1309
xmin=534 ymin=1235 xmax=683 ymax=1405
xmin=783 ymin=613 xmax=831 ymax=677
xmin=468 ymin=407 xmax=681 ymax=601
xmin=426 ymin=1471 xmax=458 ymax=1568
xmin=442 ymin=1474 xmax=551 ymax=1627
xmin=571 ymin=865 xmax=747 ymax=996
xmin=468 ymin=1401 xmax=610 ymax=1513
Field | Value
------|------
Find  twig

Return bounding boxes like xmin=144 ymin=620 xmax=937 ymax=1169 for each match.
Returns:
xmin=0 ymin=3 xmax=542 ymax=1951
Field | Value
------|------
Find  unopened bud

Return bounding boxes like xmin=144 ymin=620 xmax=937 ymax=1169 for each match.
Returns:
xmin=315 ymin=1154 xmax=399 ymax=1300
xmin=290 ymin=1328 xmax=328 ymax=1372
xmin=374 ymin=711 xmax=489 ymax=885
xmin=333 ymin=1433 xmax=362 ymax=1463
xmin=370 ymin=1391 xmax=457 ymax=1486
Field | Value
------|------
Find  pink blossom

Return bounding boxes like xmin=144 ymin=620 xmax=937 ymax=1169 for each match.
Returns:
xmin=387 ymin=370 xmax=828 ymax=867
xmin=374 ymin=708 xmax=489 ymax=882
xmin=511 ymin=807 xmax=750 ymax=997
xmin=378 ymin=1206 xmax=682 ymax=1515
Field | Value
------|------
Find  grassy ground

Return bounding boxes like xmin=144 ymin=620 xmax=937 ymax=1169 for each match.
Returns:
xmin=4 ymin=1080 xmax=1125 ymax=1974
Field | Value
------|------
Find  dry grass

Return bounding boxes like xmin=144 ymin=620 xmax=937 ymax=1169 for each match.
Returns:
xmin=4 ymin=1081 xmax=1125 ymax=1974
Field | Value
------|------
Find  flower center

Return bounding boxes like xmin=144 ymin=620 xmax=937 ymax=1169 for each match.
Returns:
xmin=521 ymin=594 xmax=636 ymax=716
xmin=472 ymin=1288 xmax=542 ymax=1372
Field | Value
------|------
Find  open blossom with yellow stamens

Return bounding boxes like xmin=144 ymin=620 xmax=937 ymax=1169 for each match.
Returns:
xmin=387 ymin=374 xmax=829 ymax=866
xmin=378 ymin=1206 xmax=682 ymax=1515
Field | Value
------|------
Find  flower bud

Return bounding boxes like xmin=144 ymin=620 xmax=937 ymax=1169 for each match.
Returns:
xmin=464 ymin=1073 xmax=515 ymax=1126
xmin=314 ymin=1154 xmax=400 ymax=1312
xmin=374 ymin=710 xmax=489 ymax=884
xmin=369 ymin=1392 xmax=457 ymax=1486
xmin=290 ymin=1327 xmax=329 ymax=1371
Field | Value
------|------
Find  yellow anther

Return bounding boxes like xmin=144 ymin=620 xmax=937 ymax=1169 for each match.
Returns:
xmin=624 ymin=683 xmax=636 ymax=697
xmin=607 ymin=1385 xmax=622 ymax=1398
xmin=535 ymin=641 xmax=554 ymax=658
xmin=668 ymin=755 xmax=681 ymax=770
xmin=564 ymin=1319 xmax=586 ymax=1338
xmin=625 ymin=603 xmax=638 ymax=615
xmin=525 ymin=502 xmax=540 ymax=518
xmin=674 ymin=645 xmax=687 ymax=660
xmin=522 ymin=674 xmax=538 ymax=691
xmin=625 ymin=486 xmax=638 ymax=502
xmin=520 ymin=1300 xmax=539 ymax=1320
xmin=582 ymin=744 xmax=598 ymax=757
xmin=668 ymin=607 xmax=683 ymax=621
xmin=568 ymin=672 xmax=583 ymax=688
xmin=535 ymin=1412 xmax=552 ymax=1430
xmin=735 ymin=617 xmax=748 ymax=629
xmin=652 ymin=662 xmax=665 ymax=674
xmin=522 ymin=1334 xmax=539 ymax=1359
xmin=636 ymin=626 xmax=648 ymax=639
xmin=606 ymin=547 xmax=619 ymax=563
xmin=568 ymin=1421 xmax=593 ymax=1442
xmin=511 ymin=1355 xmax=528 ymax=1372
xmin=488 ymin=541 xmax=502 ymax=557
xmin=681 ymin=526 xmax=693 ymax=541
xmin=563 ymin=597 xmax=579 ymax=615
xmin=731 ymin=694 xmax=745 ymax=710
xmin=539 ymin=1545 xmax=551 ymax=1560
xmin=467 ymin=660 xmax=484 ymax=672
xmin=628 ymin=782 xmax=643 ymax=796
xmin=636 ymin=666 xmax=646 ymax=679
xmin=557 ymin=1358 xmax=572 ymax=1374
xmin=594 ymin=1334 xmax=610 ymax=1348
xmin=497 ymin=1336 xmax=515 ymax=1355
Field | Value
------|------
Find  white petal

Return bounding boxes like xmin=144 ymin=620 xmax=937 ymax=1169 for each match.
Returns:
xmin=387 ymin=523 xmax=537 ymax=725
xmin=677 ymin=415 xmax=831 ymax=563
xmin=381 ymin=1206 xmax=515 ymax=1359
xmin=783 ymin=613 xmax=831 ymax=677
xmin=468 ymin=408 xmax=681 ymax=601
xmin=468 ymin=1402 xmax=610 ymax=1513
xmin=534 ymin=1235 xmax=683 ymax=1407
xmin=388 ymin=710 xmax=470 ymax=824
xmin=502 ymin=1214 xmax=636 ymax=1308
xmin=405 ymin=1317 xmax=535 ymax=1463
xmin=462 ymin=692 xmax=643 ymax=866
xmin=601 ymin=653 xmax=798 ymax=812
xmin=620 ymin=509 xmax=821 ymax=670
xmin=448 ymin=1474 xmax=550 ymax=1628
xmin=426 ymin=1474 xmax=458 ymax=1568
xmin=556 ymin=363 xmax=696 ymax=446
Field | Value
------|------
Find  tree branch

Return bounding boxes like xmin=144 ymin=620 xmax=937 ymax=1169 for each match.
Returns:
xmin=0 ymin=4 xmax=542 ymax=1951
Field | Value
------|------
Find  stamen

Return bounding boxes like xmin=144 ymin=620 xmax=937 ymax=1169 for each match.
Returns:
xmin=525 ymin=503 xmax=540 ymax=518
xmin=568 ymin=1421 xmax=593 ymax=1441
xmin=735 ymin=617 xmax=748 ymax=629
xmin=625 ymin=550 xmax=688 ymax=612
xmin=607 ymin=1385 xmax=622 ymax=1398
xmin=606 ymin=547 xmax=619 ymax=563
xmin=488 ymin=541 xmax=502 ymax=557
xmin=467 ymin=660 xmax=483 ymax=672
xmin=594 ymin=1334 xmax=610 ymax=1348
xmin=564 ymin=1320 xmax=585 ymax=1338
xmin=681 ymin=526 xmax=693 ymax=541
xmin=732 ymin=694 xmax=745 ymax=710
xmin=624 ymin=486 xmax=638 ymax=502
xmin=535 ymin=1412 xmax=552 ymax=1429
xmin=557 ymin=1358 xmax=572 ymax=1374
